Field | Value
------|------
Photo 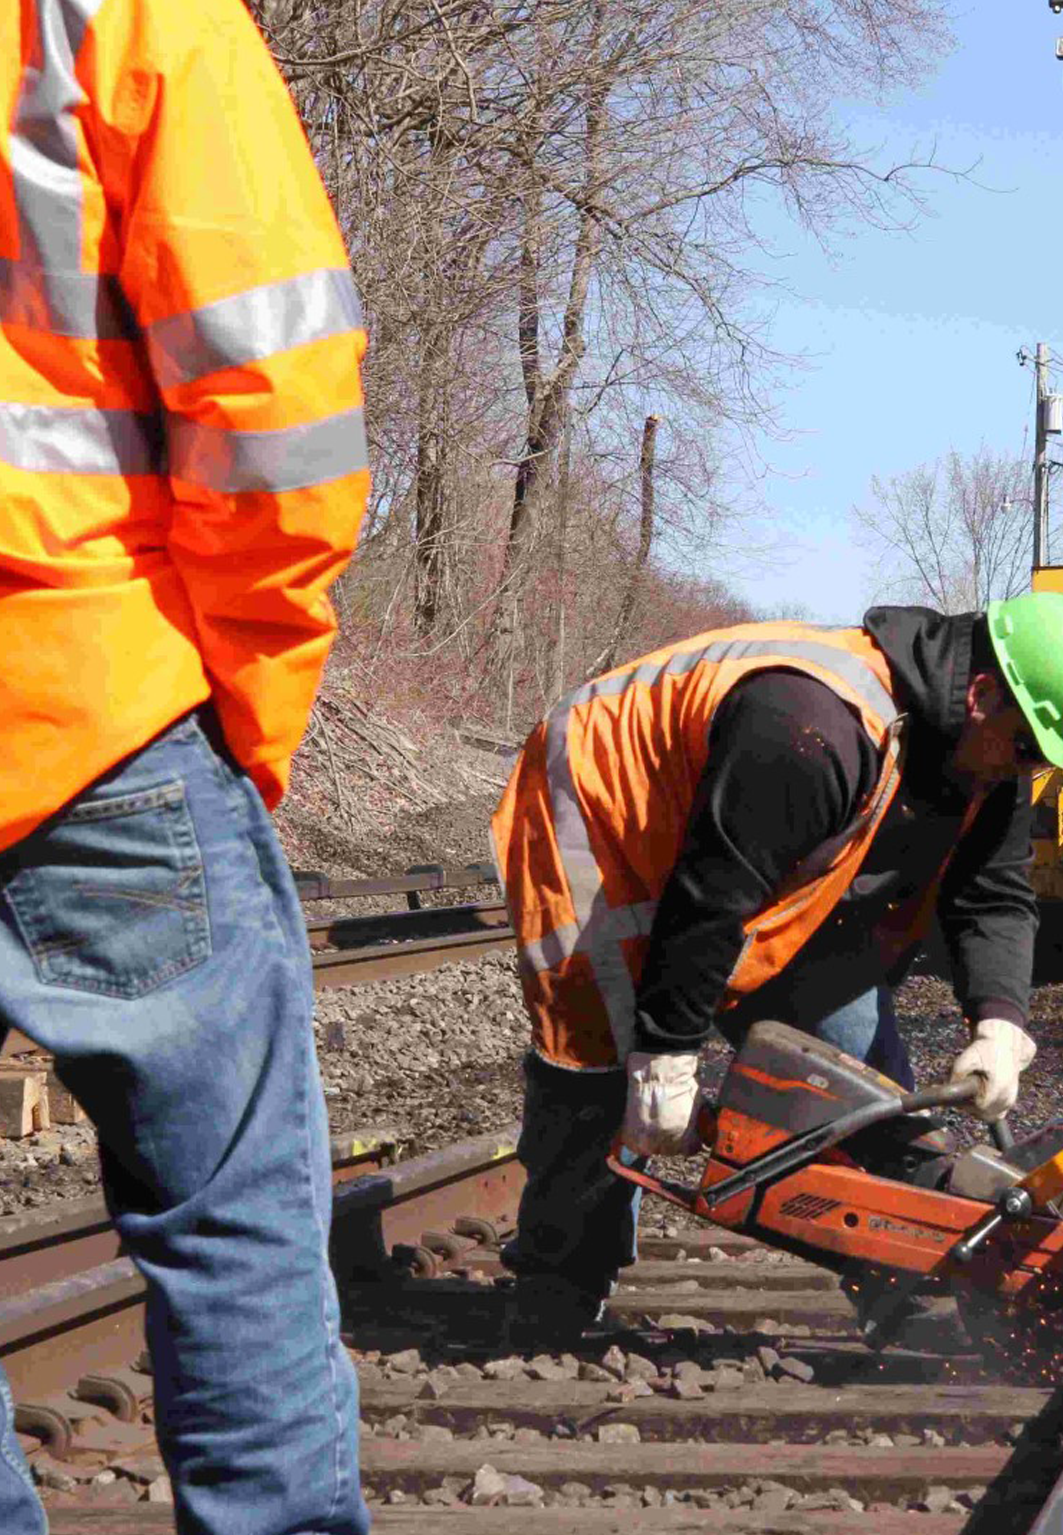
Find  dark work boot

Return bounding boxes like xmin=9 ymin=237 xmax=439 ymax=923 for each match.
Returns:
xmin=508 ymin=1274 xmax=611 ymax=1350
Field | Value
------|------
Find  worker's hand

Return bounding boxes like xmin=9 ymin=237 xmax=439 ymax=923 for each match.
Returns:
xmin=620 ymin=1051 xmax=703 ymax=1156
xmin=949 ymin=1018 xmax=1037 ymax=1122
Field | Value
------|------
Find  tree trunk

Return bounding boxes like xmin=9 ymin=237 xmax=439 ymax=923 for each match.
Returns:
xmin=414 ymin=382 xmax=446 ymax=635
xmin=489 ymin=2 xmax=608 ymax=692
xmin=553 ymin=409 xmax=573 ymax=702
xmin=587 ymin=413 xmax=659 ymax=677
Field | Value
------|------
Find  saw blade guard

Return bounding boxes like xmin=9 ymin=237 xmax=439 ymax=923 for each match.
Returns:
xmin=710 ymin=1020 xmax=953 ymax=1177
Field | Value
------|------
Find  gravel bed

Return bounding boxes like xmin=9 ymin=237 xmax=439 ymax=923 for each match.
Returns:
xmin=350 ymin=1337 xmax=1002 ymax=1516
xmin=0 ymin=1119 xmax=101 ymax=1217
xmin=314 ymin=952 xmax=527 ymax=1150
xmin=361 ymin=1475 xmax=984 ymax=1515
xmin=6 ymin=960 xmax=1063 ymax=1222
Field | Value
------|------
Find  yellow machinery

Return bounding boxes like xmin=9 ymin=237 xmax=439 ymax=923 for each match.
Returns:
xmin=1030 ymin=567 xmax=1063 ymax=902
xmin=1030 ymin=767 xmax=1063 ymax=901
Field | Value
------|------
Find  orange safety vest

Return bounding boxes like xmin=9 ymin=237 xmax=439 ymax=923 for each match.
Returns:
xmin=491 ymin=622 xmax=907 ymax=1071
xmin=0 ymin=0 xmax=370 ymax=850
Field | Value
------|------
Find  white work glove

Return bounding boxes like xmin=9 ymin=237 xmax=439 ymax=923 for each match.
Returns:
xmin=619 ymin=1051 xmax=703 ymax=1156
xmin=948 ymin=1018 xmax=1036 ymax=1123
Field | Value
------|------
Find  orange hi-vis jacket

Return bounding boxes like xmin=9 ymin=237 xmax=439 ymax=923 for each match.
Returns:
xmin=0 ymin=0 xmax=370 ymax=851
xmin=491 ymin=622 xmax=908 ymax=1071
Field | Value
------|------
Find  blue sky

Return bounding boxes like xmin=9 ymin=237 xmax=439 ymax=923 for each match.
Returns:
xmin=725 ymin=0 xmax=1063 ymax=623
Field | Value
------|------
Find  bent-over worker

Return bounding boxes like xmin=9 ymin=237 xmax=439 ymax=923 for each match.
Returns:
xmin=492 ymin=599 xmax=1058 ymax=1340
xmin=0 ymin=2 xmax=370 ymax=1531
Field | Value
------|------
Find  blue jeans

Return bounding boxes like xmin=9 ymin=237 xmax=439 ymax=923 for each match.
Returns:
xmin=814 ymin=983 xmax=915 ymax=1092
xmin=0 ymin=712 xmax=368 ymax=1535
xmin=509 ymin=986 xmax=912 ymax=1296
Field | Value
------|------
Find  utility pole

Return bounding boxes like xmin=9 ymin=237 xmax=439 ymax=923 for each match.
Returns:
xmin=1034 ymin=342 xmax=1050 ymax=570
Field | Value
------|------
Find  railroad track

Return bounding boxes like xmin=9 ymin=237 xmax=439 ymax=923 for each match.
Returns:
xmin=0 ymin=1127 xmax=403 ymax=1409
xmin=0 ymin=868 xmax=513 ymax=1070
xmin=295 ymin=861 xmax=517 ymax=988
xmin=346 ymin=1228 xmax=1059 ymax=1534
xmin=8 ymin=1123 xmax=1063 ymax=1533
xmin=7 ymin=859 xmax=1063 ymax=1529
xmin=309 ymin=900 xmax=515 ymax=988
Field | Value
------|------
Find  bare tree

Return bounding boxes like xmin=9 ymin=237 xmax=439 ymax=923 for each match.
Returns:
xmin=587 ymin=414 xmax=660 ymax=677
xmin=854 ymin=447 xmax=1032 ymax=611
xmin=478 ymin=0 xmax=957 ymax=680
xmin=249 ymin=0 xmax=960 ymax=724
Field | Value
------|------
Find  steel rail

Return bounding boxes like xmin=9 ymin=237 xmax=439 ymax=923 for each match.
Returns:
xmin=1 ymin=1256 xmax=145 ymax=1402
xmin=0 ymin=1126 xmax=403 ymax=1402
xmin=294 ymin=861 xmax=498 ymax=903
xmin=0 ymin=873 xmax=521 ymax=1421
xmin=330 ymin=1124 xmax=522 ymax=1279
xmin=2 ymin=1127 xmax=523 ymax=1418
xmin=306 ymin=901 xmax=510 ymax=952
xmin=21 ymin=1135 xmax=1062 ymax=1533
xmin=311 ymin=922 xmax=516 ymax=989
xmin=0 ymin=1129 xmax=399 ymax=1304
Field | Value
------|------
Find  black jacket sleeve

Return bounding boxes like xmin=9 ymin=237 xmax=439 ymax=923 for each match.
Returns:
xmin=632 ymin=671 xmax=878 ymax=1052
xmin=937 ymin=778 xmax=1037 ymax=1029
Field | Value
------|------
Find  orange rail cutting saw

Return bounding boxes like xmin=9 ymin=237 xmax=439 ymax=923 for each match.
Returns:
xmin=608 ymin=1021 xmax=1063 ymax=1374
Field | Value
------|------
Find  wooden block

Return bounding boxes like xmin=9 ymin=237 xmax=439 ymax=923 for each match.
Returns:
xmin=0 ymin=1071 xmax=49 ymax=1137
xmin=34 ymin=1080 xmax=48 ymax=1133
xmin=46 ymin=1072 xmax=87 ymax=1126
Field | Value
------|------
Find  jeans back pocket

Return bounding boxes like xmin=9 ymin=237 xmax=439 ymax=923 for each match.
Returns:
xmin=5 ymin=779 xmax=212 ymax=999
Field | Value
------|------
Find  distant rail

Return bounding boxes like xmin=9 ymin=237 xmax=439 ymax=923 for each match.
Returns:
xmin=293 ymin=861 xmax=499 ymax=906
xmin=310 ymin=907 xmax=515 ymax=989
xmin=0 ymin=865 xmax=512 ymax=1058
xmin=294 ymin=861 xmax=515 ymax=987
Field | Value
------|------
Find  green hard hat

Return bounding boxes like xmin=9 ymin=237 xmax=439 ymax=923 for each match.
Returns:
xmin=986 ymin=592 xmax=1063 ymax=767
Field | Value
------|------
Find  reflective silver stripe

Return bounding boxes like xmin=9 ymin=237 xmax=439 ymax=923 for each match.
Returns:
xmin=540 ymin=633 xmax=899 ymax=1061
xmin=545 ymin=705 xmax=602 ymax=921
xmin=518 ymin=900 xmax=659 ymax=1064
xmin=0 ymin=257 xmax=137 ymax=341
xmin=0 ymin=400 xmax=368 ymax=486
xmin=560 ymin=636 xmax=897 ymax=727
xmin=0 ymin=402 xmax=164 ymax=476
xmin=10 ymin=1 xmax=109 ymax=327
xmin=147 ymin=270 xmax=364 ymax=390
xmin=543 ymin=676 xmax=658 ymax=1058
xmin=167 ymin=406 xmax=369 ymax=493
xmin=519 ymin=902 xmax=659 ymax=973
xmin=520 ymin=924 xmax=581 ymax=972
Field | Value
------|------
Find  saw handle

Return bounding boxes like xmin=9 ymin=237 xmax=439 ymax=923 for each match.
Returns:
xmin=989 ymin=1117 xmax=1014 ymax=1153
xmin=902 ymin=1077 xmax=1014 ymax=1149
xmin=896 ymin=1077 xmax=981 ymax=1113
xmin=952 ymin=1185 xmax=1034 ymax=1265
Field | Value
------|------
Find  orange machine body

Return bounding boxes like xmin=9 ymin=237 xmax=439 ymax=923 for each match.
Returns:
xmin=617 ymin=1023 xmax=1063 ymax=1311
